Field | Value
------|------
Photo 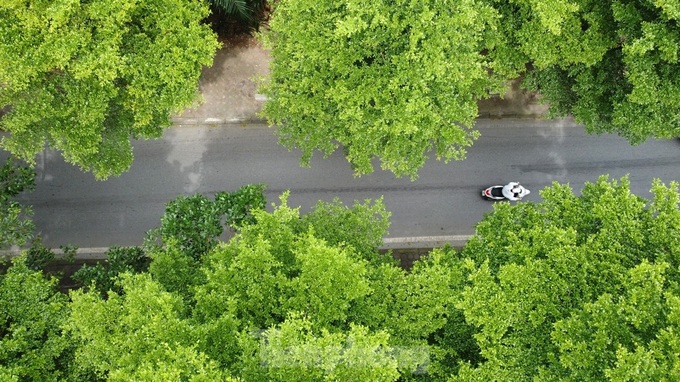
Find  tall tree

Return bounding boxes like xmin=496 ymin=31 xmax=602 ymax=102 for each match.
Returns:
xmin=512 ymin=0 xmax=680 ymax=142
xmin=260 ymin=0 xmax=515 ymax=178
xmin=191 ymin=194 xmax=444 ymax=378
xmin=263 ymin=0 xmax=680 ymax=178
xmin=0 ymin=0 xmax=219 ymax=179
xmin=454 ymin=176 xmax=680 ymax=381
xmin=61 ymin=193 xmax=437 ymax=379
xmin=551 ymin=260 xmax=680 ymax=381
xmin=256 ymin=314 xmax=403 ymax=382
xmin=66 ymin=273 xmax=234 ymax=381
xmin=0 ymin=256 xmax=73 ymax=381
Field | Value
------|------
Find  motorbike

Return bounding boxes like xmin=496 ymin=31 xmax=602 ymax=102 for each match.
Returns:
xmin=481 ymin=183 xmax=530 ymax=201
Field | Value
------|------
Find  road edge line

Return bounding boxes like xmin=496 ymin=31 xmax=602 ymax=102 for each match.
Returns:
xmin=380 ymin=235 xmax=473 ymax=249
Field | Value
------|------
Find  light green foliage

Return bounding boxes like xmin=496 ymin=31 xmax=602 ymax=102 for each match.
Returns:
xmin=190 ymin=193 xmax=447 ymax=378
xmin=0 ymin=0 xmax=219 ymax=179
xmin=551 ymin=261 xmax=680 ymax=381
xmin=148 ymin=239 xmax=205 ymax=301
xmin=390 ymin=248 xmax=456 ymax=341
xmin=455 ymin=176 xmax=680 ymax=381
xmin=281 ymin=233 xmax=372 ymax=328
xmin=405 ymin=247 xmax=481 ymax=378
xmin=517 ymin=0 xmax=680 ymax=142
xmin=0 ymin=158 xmax=35 ymax=248
xmin=648 ymin=178 xmax=680 ymax=269
xmin=196 ymin=236 xmax=288 ymax=330
xmin=0 ymin=256 xmax=72 ymax=381
xmin=195 ymin=194 xmax=378 ymax=330
xmin=261 ymin=0 xmax=680 ymax=176
xmin=66 ymin=273 xmax=230 ymax=381
xmin=261 ymin=0 xmax=508 ymax=178
xmin=298 ymin=197 xmax=391 ymax=261
xmin=606 ymin=294 xmax=680 ymax=381
xmin=492 ymin=0 xmax=615 ymax=67
xmin=258 ymin=314 xmax=402 ymax=382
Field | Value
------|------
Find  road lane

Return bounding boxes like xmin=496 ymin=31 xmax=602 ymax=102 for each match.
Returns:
xmin=10 ymin=118 xmax=680 ymax=248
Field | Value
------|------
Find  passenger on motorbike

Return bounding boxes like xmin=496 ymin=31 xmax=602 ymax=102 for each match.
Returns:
xmin=502 ymin=182 xmax=530 ymax=201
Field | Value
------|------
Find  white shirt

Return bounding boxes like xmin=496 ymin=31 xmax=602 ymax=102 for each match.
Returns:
xmin=502 ymin=182 xmax=529 ymax=201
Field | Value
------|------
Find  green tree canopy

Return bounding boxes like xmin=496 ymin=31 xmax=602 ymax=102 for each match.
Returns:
xmin=0 ymin=0 xmax=219 ymax=179
xmin=0 ymin=256 xmax=73 ymax=381
xmin=72 ymin=185 xmax=267 ymax=298
xmin=10 ymin=178 xmax=680 ymax=380
xmin=182 ymin=194 xmax=449 ymax=379
xmin=455 ymin=176 xmax=680 ymax=381
xmin=260 ymin=0 xmax=513 ymax=178
xmin=257 ymin=314 xmax=403 ymax=382
xmin=64 ymin=193 xmax=443 ymax=380
xmin=514 ymin=0 xmax=680 ymax=142
xmin=66 ymin=273 xmax=233 ymax=381
xmin=262 ymin=0 xmax=680 ymax=178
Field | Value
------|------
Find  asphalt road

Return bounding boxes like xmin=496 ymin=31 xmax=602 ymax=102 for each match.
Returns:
xmin=9 ymin=118 xmax=680 ymax=249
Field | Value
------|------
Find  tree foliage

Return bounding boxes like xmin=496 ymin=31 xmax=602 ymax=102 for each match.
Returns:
xmin=262 ymin=0 xmax=680 ymax=178
xmin=0 ymin=158 xmax=35 ymax=249
xmin=64 ymin=193 xmax=443 ymax=380
xmin=514 ymin=0 xmax=680 ymax=142
xmin=185 ymin=194 xmax=449 ymax=378
xmin=209 ymin=0 xmax=268 ymax=29
xmin=6 ymin=178 xmax=680 ymax=380
xmin=72 ymin=246 xmax=150 ymax=296
xmin=298 ymin=197 xmax=391 ymax=260
xmin=73 ymin=185 xmax=267 ymax=296
xmin=455 ymin=176 xmax=680 ymax=381
xmin=158 ymin=194 xmax=224 ymax=259
xmin=0 ymin=256 xmax=73 ymax=381
xmin=552 ymin=260 xmax=680 ymax=382
xmin=261 ymin=0 xmax=512 ymax=178
xmin=0 ymin=0 xmax=219 ymax=179
xmin=214 ymin=183 xmax=267 ymax=229
xmin=66 ymin=273 xmax=232 ymax=381
xmin=147 ymin=184 xmax=267 ymax=260
xmin=258 ymin=314 xmax=403 ymax=382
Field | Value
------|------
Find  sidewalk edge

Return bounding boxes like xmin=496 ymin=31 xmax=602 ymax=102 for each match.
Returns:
xmin=172 ymin=113 xmax=550 ymax=126
xmin=172 ymin=117 xmax=268 ymax=125
xmin=0 ymin=235 xmax=474 ymax=260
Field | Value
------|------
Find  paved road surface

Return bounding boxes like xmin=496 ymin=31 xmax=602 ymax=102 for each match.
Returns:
xmin=10 ymin=119 xmax=680 ymax=249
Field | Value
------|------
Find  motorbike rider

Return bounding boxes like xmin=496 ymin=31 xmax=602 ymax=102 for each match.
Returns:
xmin=502 ymin=182 xmax=530 ymax=201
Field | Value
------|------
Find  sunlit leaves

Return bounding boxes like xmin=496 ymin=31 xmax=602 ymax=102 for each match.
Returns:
xmin=258 ymin=315 xmax=403 ymax=382
xmin=66 ymin=273 xmax=229 ymax=380
xmin=519 ymin=0 xmax=680 ymax=142
xmin=0 ymin=257 xmax=72 ymax=381
xmin=456 ymin=177 xmax=680 ymax=381
xmin=261 ymin=0 xmax=504 ymax=178
xmin=282 ymin=233 xmax=371 ymax=328
xmin=552 ymin=261 xmax=679 ymax=381
xmin=298 ymin=197 xmax=391 ymax=260
xmin=0 ymin=0 xmax=219 ymax=179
